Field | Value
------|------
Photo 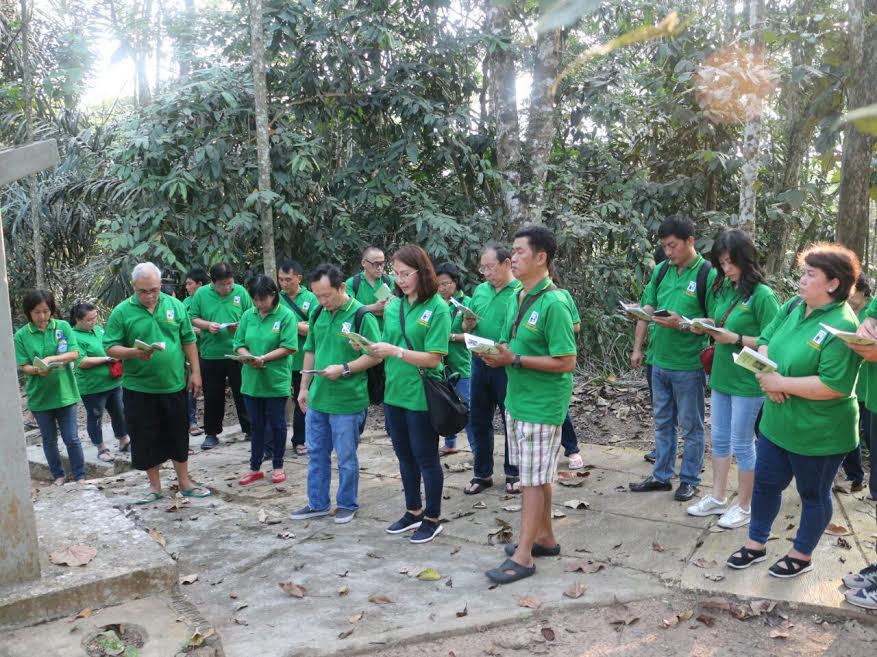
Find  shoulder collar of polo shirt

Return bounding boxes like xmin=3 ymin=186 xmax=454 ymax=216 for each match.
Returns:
xmin=683 ymin=254 xmax=704 ymax=272
xmin=522 ymin=276 xmax=554 ymax=298
xmin=806 ymin=299 xmax=845 ymax=316
xmin=27 ymin=319 xmax=56 ymax=334
xmin=72 ymin=325 xmax=96 ymax=335
xmin=494 ymin=278 xmax=521 ymax=294
xmin=339 ymin=298 xmax=356 ymax=314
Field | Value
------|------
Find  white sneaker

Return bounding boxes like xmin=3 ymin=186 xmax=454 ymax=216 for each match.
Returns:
xmin=717 ymin=504 xmax=751 ymax=528
xmin=567 ymin=453 xmax=584 ymax=469
xmin=686 ymin=495 xmax=728 ymax=517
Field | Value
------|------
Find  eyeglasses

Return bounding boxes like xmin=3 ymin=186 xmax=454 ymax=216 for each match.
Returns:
xmin=438 ymin=281 xmax=455 ymax=288
xmin=392 ymin=269 xmax=418 ymax=280
xmin=365 ymin=259 xmax=386 ymax=268
xmin=478 ymin=264 xmax=499 ymax=275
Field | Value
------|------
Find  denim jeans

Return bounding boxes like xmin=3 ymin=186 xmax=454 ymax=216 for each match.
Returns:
xmin=749 ymin=432 xmax=845 ymax=555
xmin=306 ymin=409 xmax=366 ymax=511
xmin=644 ymin=363 xmax=676 ymax=458
xmin=709 ymin=390 xmax=763 ymax=471
xmin=443 ymin=376 xmax=473 ymax=448
xmin=187 ymin=390 xmax=197 ymax=427
xmin=560 ymin=413 xmax=579 ymax=456
xmin=81 ymin=387 xmax=127 ymax=447
xmin=242 ymin=396 xmax=288 ymax=471
xmin=651 ymin=365 xmax=706 ymax=485
xmin=34 ymin=403 xmax=85 ymax=480
xmin=469 ymin=357 xmax=516 ymax=480
xmin=384 ymin=404 xmax=444 ymax=518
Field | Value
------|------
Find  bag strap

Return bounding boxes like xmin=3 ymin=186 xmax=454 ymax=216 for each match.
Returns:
xmin=654 ymin=257 xmax=711 ymax=317
xmin=286 ymin=293 xmax=309 ymax=321
xmin=510 ymin=283 xmax=558 ymax=340
xmin=716 ymin=294 xmax=741 ymax=328
xmin=354 ymin=305 xmax=370 ymax=332
xmin=351 ymin=273 xmax=362 ymax=295
xmin=787 ymin=296 xmax=803 ymax=316
xmin=398 ymin=301 xmax=426 ymax=377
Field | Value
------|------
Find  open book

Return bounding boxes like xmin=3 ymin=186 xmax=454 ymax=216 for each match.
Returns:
xmin=219 ymin=322 xmax=239 ymax=330
xmin=301 ymin=368 xmax=327 ymax=375
xmin=33 ymin=357 xmax=65 ymax=371
xmin=732 ymin=346 xmax=777 ymax=374
xmin=450 ymin=296 xmax=481 ymax=322
xmin=340 ymin=331 xmax=373 ymax=353
xmin=685 ymin=317 xmax=736 ymax=338
xmin=134 ymin=339 xmax=166 ymax=352
xmin=819 ymin=322 xmax=877 ymax=347
xmin=374 ymin=283 xmax=393 ymax=301
xmin=225 ymin=353 xmax=259 ymax=363
xmin=619 ymin=302 xmax=654 ymax=322
xmin=463 ymin=333 xmax=500 ymax=355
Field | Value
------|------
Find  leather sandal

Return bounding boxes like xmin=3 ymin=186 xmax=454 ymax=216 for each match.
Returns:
xmin=464 ymin=477 xmax=493 ymax=495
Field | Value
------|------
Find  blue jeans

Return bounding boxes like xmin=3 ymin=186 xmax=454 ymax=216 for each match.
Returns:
xmin=81 ymin=387 xmax=127 ymax=447
xmin=306 ymin=409 xmax=365 ymax=511
xmin=561 ymin=413 xmax=579 ymax=456
xmin=469 ymin=357 xmax=516 ymax=480
xmin=242 ymin=396 xmax=288 ymax=471
xmin=651 ymin=365 xmax=706 ymax=485
xmin=709 ymin=390 xmax=763 ymax=471
xmin=645 ymin=363 xmax=676 ymax=458
xmin=749 ymin=432 xmax=845 ymax=555
xmin=34 ymin=403 xmax=85 ymax=480
xmin=384 ymin=404 xmax=444 ymax=518
xmin=442 ymin=377 xmax=473 ymax=448
xmin=187 ymin=390 xmax=197 ymax=427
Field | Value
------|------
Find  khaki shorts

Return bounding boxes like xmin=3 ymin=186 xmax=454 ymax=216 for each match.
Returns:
xmin=506 ymin=413 xmax=563 ymax=487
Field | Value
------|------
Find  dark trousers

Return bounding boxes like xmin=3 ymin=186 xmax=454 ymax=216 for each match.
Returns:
xmin=560 ymin=413 xmax=579 ymax=456
xmin=842 ymin=403 xmax=872 ymax=486
xmin=469 ymin=357 xmax=516 ymax=480
xmin=201 ymin=357 xmax=251 ymax=437
xmin=290 ymin=371 xmax=306 ymax=446
xmin=243 ymin=395 xmax=287 ymax=471
xmin=81 ymin=386 xmax=127 ymax=446
xmin=384 ymin=404 xmax=443 ymax=518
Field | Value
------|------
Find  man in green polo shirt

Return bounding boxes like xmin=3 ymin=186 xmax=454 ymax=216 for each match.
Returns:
xmin=291 ymin=264 xmax=382 ymax=524
xmin=461 ymin=242 xmax=524 ymax=495
xmin=345 ymin=245 xmax=396 ymax=330
xmin=480 ymin=225 xmax=576 ymax=585
xmin=278 ymin=259 xmax=318 ymax=456
xmin=104 ymin=262 xmax=209 ymax=503
xmin=183 ymin=267 xmax=209 ymax=436
xmin=628 ymin=216 xmax=717 ymax=501
xmin=188 ymin=262 xmax=253 ymax=450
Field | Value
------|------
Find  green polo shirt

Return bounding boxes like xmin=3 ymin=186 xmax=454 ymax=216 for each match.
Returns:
xmin=500 ymin=278 xmax=577 ymax=426
xmin=558 ymin=288 xmax=581 ymax=324
xmin=14 ymin=319 xmax=81 ymax=412
xmin=469 ymin=279 xmax=524 ymax=342
xmin=382 ymin=294 xmax=451 ymax=411
xmin=640 ymin=256 xmax=717 ymax=371
xmin=709 ymin=281 xmax=780 ymax=397
xmin=72 ymin=325 xmax=120 ymax=396
xmin=280 ymin=287 xmax=318 ymax=372
xmin=233 ymin=304 xmax=298 ymax=398
xmin=756 ymin=298 xmax=861 ymax=456
xmin=345 ymin=272 xmax=396 ymax=330
xmin=303 ymin=298 xmax=381 ymax=414
xmin=183 ymin=296 xmax=201 ymax=347
xmin=187 ymin=283 xmax=253 ymax=359
xmin=103 ymin=293 xmax=196 ymax=394
xmin=860 ymin=300 xmax=877 ymax=411
xmin=446 ymin=293 xmax=473 ymax=378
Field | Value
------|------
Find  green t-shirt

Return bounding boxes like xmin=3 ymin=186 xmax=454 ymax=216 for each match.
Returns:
xmin=639 ymin=256 xmax=718 ymax=371
xmin=445 ymin=292 xmax=473 ymax=378
xmin=382 ymin=294 xmax=451 ymax=411
xmin=183 ymin=296 xmax=201 ymax=347
xmin=14 ymin=319 xmax=81 ymax=412
xmin=187 ymin=283 xmax=253 ymax=359
xmin=756 ymin=298 xmax=861 ymax=456
xmin=233 ymin=304 xmax=298 ymax=398
xmin=103 ymin=293 xmax=196 ymax=394
xmin=303 ymin=298 xmax=382 ymax=414
xmin=500 ymin=278 xmax=577 ymax=426
xmin=345 ymin=272 xmax=396 ymax=330
xmin=708 ymin=281 xmax=780 ymax=397
xmin=859 ymin=299 xmax=877 ymax=411
xmin=72 ymin=325 xmax=120 ymax=396
xmin=855 ymin=306 xmax=869 ymax=402
xmin=280 ymin=287 xmax=318 ymax=372
xmin=558 ymin=288 xmax=581 ymax=324
xmin=469 ymin=279 xmax=524 ymax=342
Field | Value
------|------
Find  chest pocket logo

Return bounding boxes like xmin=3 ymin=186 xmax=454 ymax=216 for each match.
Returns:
xmin=302 ymin=301 xmax=311 ymax=311
xmin=166 ymin=309 xmax=175 ymax=321
xmin=341 ymin=322 xmax=352 ymax=334
xmin=527 ymin=311 xmax=539 ymax=325
xmin=685 ymin=280 xmax=697 ymax=297
xmin=417 ymin=309 xmax=433 ymax=327
xmin=55 ymin=329 xmax=65 ymax=340
xmin=233 ymin=295 xmax=241 ymax=305
xmin=272 ymin=320 xmax=281 ymax=333
xmin=808 ymin=329 xmax=828 ymax=350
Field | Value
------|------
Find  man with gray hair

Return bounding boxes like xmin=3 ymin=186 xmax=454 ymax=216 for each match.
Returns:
xmin=104 ymin=262 xmax=210 ymax=503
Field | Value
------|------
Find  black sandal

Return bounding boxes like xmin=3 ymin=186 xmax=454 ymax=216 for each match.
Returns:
xmin=464 ymin=477 xmax=493 ymax=495
xmin=505 ymin=477 xmax=521 ymax=494
xmin=768 ymin=555 xmax=813 ymax=578
xmin=505 ymin=542 xmax=561 ymax=558
xmin=726 ymin=546 xmax=767 ymax=569
xmin=485 ymin=558 xmax=535 ymax=584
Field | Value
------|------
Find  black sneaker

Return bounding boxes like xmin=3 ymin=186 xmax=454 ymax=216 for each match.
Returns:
xmin=386 ymin=512 xmax=423 ymax=534
xmin=674 ymin=482 xmax=698 ymax=501
xmin=410 ymin=519 xmax=443 ymax=544
xmin=289 ymin=504 xmax=331 ymax=520
xmin=629 ymin=475 xmax=672 ymax=492
xmin=200 ymin=435 xmax=219 ymax=450
xmin=726 ymin=546 xmax=767 ymax=569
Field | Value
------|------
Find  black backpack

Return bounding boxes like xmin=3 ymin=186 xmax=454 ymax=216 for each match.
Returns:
xmin=351 ymin=272 xmax=392 ymax=297
xmin=311 ymin=305 xmax=385 ymax=405
xmin=654 ymin=257 xmax=712 ymax=317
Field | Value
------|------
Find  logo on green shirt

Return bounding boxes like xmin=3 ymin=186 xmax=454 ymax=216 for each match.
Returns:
xmin=166 ymin=309 xmax=175 ymax=321
xmin=527 ymin=311 xmax=539 ymax=325
xmin=233 ymin=295 xmax=241 ymax=305
xmin=808 ymin=329 xmax=827 ymax=350
xmin=417 ymin=309 xmax=433 ymax=326
xmin=272 ymin=320 xmax=281 ymax=332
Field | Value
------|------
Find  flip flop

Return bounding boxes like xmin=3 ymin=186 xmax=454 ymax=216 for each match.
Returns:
xmin=294 ymin=445 xmax=308 ymax=456
xmin=485 ymin=558 xmax=536 ymax=584
xmin=504 ymin=542 xmax=561 ymax=557
xmin=134 ymin=490 xmax=163 ymax=505
xmin=464 ymin=477 xmax=493 ymax=495
xmin=97 ymin=448 xmax=114 ymax=462
xmin=505 ymin=478 xmax=522 ymax=494
xmin=189 ymin=425 xmax=204 ymax=436
xmin=180 ymin=486 xmax=211 ymax=498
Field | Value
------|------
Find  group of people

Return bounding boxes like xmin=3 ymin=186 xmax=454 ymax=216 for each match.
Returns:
xmin=13 ymin=216 xmax=877 ymax=602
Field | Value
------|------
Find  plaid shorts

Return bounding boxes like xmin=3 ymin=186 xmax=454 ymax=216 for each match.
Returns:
xmin=506 ymin=413 xmax=563 ymax=487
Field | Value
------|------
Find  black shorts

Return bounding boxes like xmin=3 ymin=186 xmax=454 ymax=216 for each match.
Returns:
xmin=123 ymin=388 xmax=189 ymax=470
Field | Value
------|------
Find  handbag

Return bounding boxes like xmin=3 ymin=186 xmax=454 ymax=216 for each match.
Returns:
xmin=700 ymin=295 xmax=742 ymax=375
xmin=107 ymin=359 xmax=123 ymax=379
xmin=398 ymin=301 xmax=468 ymax=436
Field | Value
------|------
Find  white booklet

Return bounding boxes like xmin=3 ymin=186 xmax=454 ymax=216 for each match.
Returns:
xmin=450 ymin=296 xmax=481 ymax=321
xmin=134 ymin=339 xmax=166 ymax=352
xmin=463 ymin=333 xmax=500 ymax=355
xmin=618 ymin=301 xmax=653 ymax=322
xmin=732 ymin=346 xmax=777 ymax=374
xmin=225 ymin=353 xmax=259 ymax=363
xmin=374 ymin=283 xmax=393 ymax=301
xmin=33 ymin=357 xmax=65 ymax=370
xmin=218 ymin=322 xmax=239 ymax=330
xmin=340 ymin=331 xmax=373 ymax=353
xmin=686 ymin=317 xmax=736 ymax=338
xmin=819 ymin=322 xmax=877 ymax=347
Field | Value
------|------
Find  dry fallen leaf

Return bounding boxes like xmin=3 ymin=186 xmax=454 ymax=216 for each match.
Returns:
xmin=473 ymin=501 xmax=487 ymax=509
xmin=551 ymin=509 xmax=566 ymax=519
xmin=563 ymin=582 xmax=586 ymax=599
xmin=703 ymin=572 xmax=725 ymax=582
xmin=502 ymin=504 xmax=522 ymax=512
xmin=541 ymin=626 xmax=556 ymax=641
xmin=701 ymin=597 xmax=731 ymax=611
xmin=188 ymin=627 xmax=216 ymax=648
xmin=148 ymin=528 xmax=166 ymax=548
xmin=769 ymin=629 xmax=789 ymax=639
xmin=180 ymin=573 xmax=199 ymax=585
xmin=517 ymin=596 xmax=542 ymax=609
xmin=338 ymin=586 xmax=349 ymax=596
xmin=338 ymin=628 xmax=354 ymax=639
xmin=49 ymin=544 xmax=97 ymax=567
xmin=68 ymin=608 xmax=93 ymax=622
xmin=692 ymin=558 xmax=719 ymax=569
xmin=564 ymin=559 xmax=604 ymax=574
xmin=562 ymin=499 xmax=589 ymax=510
xmin=279 ymin=582 xmax=306 ymax=598
xmin=417 ymin=568 xmax=443 ymax=581
xmin=456 ymin=604 xmax=468 ymax=618
xmin=696 ymin=612 xmax=716 ymax=627
xmin=678 ymin=609 xmax=694 ymax=622
xmin=349 ymin=611 xmax=364 ymax=624
xmin=652 ymin=541 xmax=665 ymax=552
xmin=368 ymin=593 xmax=394 ymax=605
xmin=825 ymin=523 xmax=852 ymax=536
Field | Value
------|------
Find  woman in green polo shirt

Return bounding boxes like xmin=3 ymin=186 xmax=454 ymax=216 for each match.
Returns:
xmin=366 ymin=244 xmax=452 ymax=545
xmin=233 ymin=275 xmax=298 ymax=486
xmin=70 ymin=302 xmax=130 ymax=462
xmin=13 ymin=290 xmax=85 ymax=485
xmin=688 ymin=230 xmax=779 ymax=528
xmin=726 ymin=243 xmax=862 ymax=578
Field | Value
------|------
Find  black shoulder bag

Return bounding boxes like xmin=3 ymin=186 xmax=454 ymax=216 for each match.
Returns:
xmin=398 ymin=301 xmax=468 ymax=435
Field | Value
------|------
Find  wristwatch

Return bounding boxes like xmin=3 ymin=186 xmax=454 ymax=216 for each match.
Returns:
xmin=512 ymin=353 xmax=522 ymax=369
xmin=342 ymin=363 xmax=351 ymax=378
xmin=735 ymin=334 xmax=744 ymax=348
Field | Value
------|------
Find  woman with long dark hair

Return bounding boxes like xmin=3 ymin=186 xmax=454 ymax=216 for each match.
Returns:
xmin=688 ymin=229 xmax=779 ymax=528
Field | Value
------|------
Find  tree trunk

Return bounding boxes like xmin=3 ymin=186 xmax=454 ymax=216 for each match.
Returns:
xmin=250 ymin=0 xmax=276 ymax=277
xmin=179 ymin=0 xmax=194 ymax=79
xmin=835 ymin=0 xmax=877 ymax=258
xmin=19 ymin=0 xmax=42 ymax=288
xmin=736 ymin=0 xmax=764 ymax=235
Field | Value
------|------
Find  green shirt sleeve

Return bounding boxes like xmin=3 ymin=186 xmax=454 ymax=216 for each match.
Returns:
xmin=103 ymin=305 xmax=127 ymax=350
xmin=359 ymin=311 xmax=381 ymax=343
xmin=866 ymin=296 xmax=877 ymax=319
xmin=179 ymin=302 xmax=196 ymax=345
xmin=232 ymin=312 xmax=249 ymax=351
xmin=423 ymin=302 xmax=451 ymax=355
xmin=640 ymin=263 xmax=662 ymax=308
xmin=753 ymin=286 xmax=780 ymax=333
xmin=188 ymin=289 xmax=203 ymax=319
xmin=14 ymin=329 xmax=28 ymax=366
xmin=818 ymin=334 xmax=862 ymax=395
xmin=302 ymin=313 xmax=317 ymax=353
xmin=279 ymin=310 xmax=299 ymax=352
xmin=704 ymin=267 xmax=719 ymax=317
xmin=62 ymin=321 xmax=80 ymax=356
xmin=241 ymin=288 xmax=254 ymax=313
xmin=498 ymin=300 xmax=513 ymax=344
xmin=757 ymin=298 xmax=794 ymax=346
xmin=546 ymin=301 xmax=577 ymax=356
